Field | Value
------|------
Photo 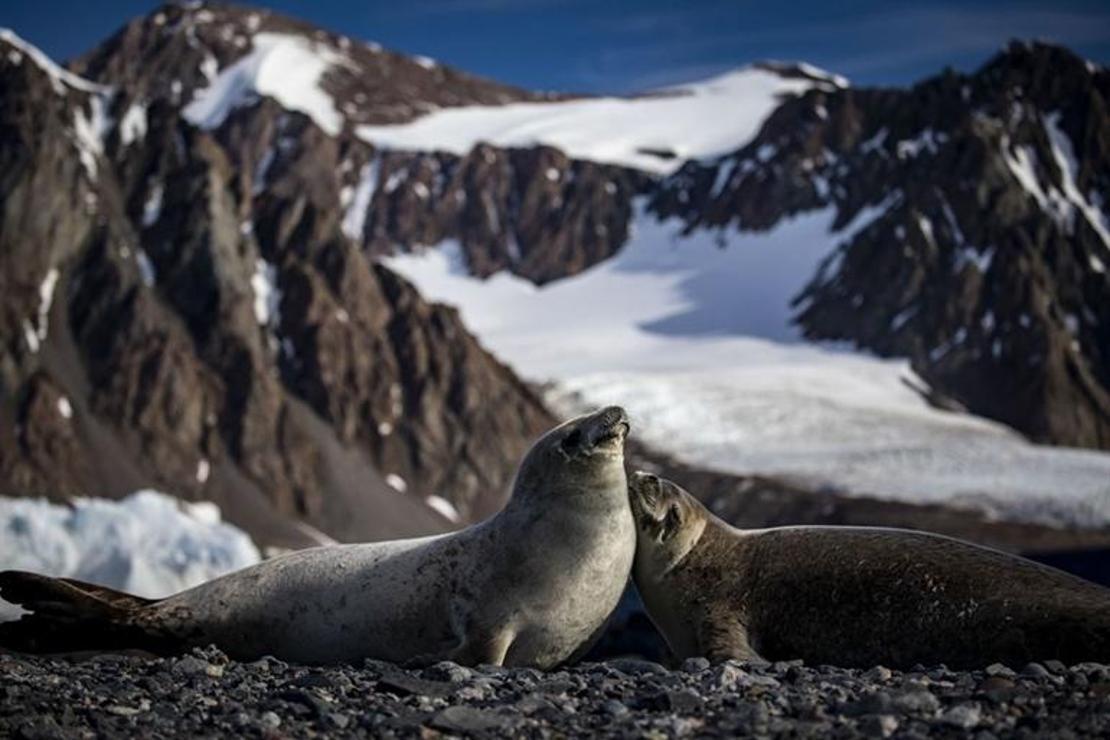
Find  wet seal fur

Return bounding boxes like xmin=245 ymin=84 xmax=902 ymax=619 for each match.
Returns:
xmin=0 ymin=407 xmax=636 ymax=668
xmin=629 ymin=472 xmax=1110 ymax=669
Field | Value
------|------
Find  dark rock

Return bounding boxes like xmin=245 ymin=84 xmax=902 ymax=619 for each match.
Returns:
xmin=1022 ymin=662 xmax=1052 ymax=678
xmin=859 ymin=714 xmax=899 ymax=738
xmin=892 ymin=689 xmax=942 ymax=715
xmin=977 ymin=676 xmax=1018 ymax=702
xmin=940 ymin=702 xmax=982 ymax=729
xmin=681 ymin=657 xmax=711 ymax=674
xmin=607 ymin=658 xmax=669 ymax=677
xmin=429 ymin=705 xmax=515 ymax=735
xmin=376 ymin=673 xmax=456 ymax=698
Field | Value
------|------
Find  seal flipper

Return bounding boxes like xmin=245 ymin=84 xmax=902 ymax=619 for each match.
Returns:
xmin=697 ymin=608 xmax=762 ymax=663
xmin=449 ymin=629 xmax=515 ymax=667
xmin=0 ymin=570 xmax=170 ymax=655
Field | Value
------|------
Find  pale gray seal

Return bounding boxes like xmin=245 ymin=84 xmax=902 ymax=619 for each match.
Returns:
xmin=629 ymin=471 xmax=1110 ymax=668
xmin=0 ymin=407 xmax=635 ymax=667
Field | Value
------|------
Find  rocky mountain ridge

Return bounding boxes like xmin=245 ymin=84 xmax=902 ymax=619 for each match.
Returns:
xmin=655 ymin=42 xmax=1110 ymax=449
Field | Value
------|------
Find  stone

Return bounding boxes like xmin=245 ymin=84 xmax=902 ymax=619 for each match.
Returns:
xmin=429 ymin=706 xmax=515 ymax=734
xmin=859 ymin=714 xmax=899 ymax=738
xmin=940 ymin=703 xmax=982 ymax=729
xmin=681 ymin=657 xmax=711 ymax=674
xmin=865 ymin=666 xmax=893 ymax=682
xmin=1021 ymin=663 xmax=1052 ymax=678
xmin=608 ymin=658 xmax=669 ymax=677
xmin=892 ymin=690 xmax=941 ymax=715
xmin=259 ymin=711 xmax=282 ymax=729
xmin=985 ymin=663 xmax=1016 ymax=678
xmin=171 ymin=657 xmax=210 ymax=677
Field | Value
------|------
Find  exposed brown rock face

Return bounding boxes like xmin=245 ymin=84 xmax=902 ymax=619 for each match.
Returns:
xmin=654 ymin=43 xmax=1110 ymax=450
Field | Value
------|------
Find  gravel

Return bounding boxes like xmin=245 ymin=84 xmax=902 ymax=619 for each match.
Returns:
xmin=3 ymin=647 xmax=1110 ymax=738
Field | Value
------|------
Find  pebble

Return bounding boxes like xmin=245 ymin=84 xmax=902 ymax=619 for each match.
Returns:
xmin=1021 ymin=662 xmax=1051 ymax=678
xmin=681 ymin=656 xmax=710 ymax=674
xmin=860 ymin=713 xmax=899 ymax=737
xmin=171 ymin=656 xmax=211 ymax=677
xmin=2 ymin=649 xmax=1107 ymax=737
xmin=985 ymin=663 xmax=1016 ymax=678
xmin=940 ymin=702 xmax=982 ymax=729
xmin=892 ymin=689 xmax=941 ymax=714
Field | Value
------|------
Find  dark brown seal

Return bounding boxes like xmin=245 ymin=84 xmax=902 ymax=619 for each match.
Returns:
xmin=629 ymin=471 xmax=1110 ymax=668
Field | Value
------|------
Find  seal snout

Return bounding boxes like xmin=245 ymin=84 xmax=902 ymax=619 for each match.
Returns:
xmin=587 ymin=405 xmax=630 ymax=447
xmin=629 ymin=471 xmax=663 ymax=512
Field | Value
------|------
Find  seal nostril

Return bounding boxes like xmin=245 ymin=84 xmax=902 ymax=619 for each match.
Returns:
xmin=598 ymin=405 xmax=628 ymax=427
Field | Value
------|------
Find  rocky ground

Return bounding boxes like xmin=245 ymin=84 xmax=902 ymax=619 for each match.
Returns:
xmin=3 ymin=647 xmax=1109 ymax=738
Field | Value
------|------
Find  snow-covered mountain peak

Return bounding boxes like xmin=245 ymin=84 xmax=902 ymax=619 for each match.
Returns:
xmin=183 ymin=31 xmax=350 ymax=135
xmin=74 ymin=1 xmax=547 ymax=134
xmin=0 ymin=29 xmax=109 ymax=96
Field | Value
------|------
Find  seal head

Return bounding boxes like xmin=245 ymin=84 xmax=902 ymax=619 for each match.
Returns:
xmin=511 ymin=405 xmax=631 ymax=504
xmin=628 ymin=471 xmax=707 ymax=575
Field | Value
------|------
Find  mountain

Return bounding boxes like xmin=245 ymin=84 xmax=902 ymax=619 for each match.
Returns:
xmin=0 ymin=15 xmax=554 ymax=548
xmin=655 ymin=42 xmax=1110 ymax=451
xmin=0 ymin=2 xmax=1108 ymax=544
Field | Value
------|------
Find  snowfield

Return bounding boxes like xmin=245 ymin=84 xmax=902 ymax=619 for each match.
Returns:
xmin=356 ymin=68 xmax=827 ymax=175
xmin=386 ymin=203 xmax=1110 ymax=528
xmin=177 ymin=26 xmax=829 ymax=176
xmin=0 ymin=491 xmax=260 ymax=621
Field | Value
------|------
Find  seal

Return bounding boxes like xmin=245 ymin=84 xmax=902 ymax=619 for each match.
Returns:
xmin=0 ymin=407 xmax=636 ymax=667
xmin=629 ymin=472 xmax=1110 ymax=668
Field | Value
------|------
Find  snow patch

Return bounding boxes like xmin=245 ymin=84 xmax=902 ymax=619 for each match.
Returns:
xmin=0 ymin=491 xmax=260 ymax=620
xmin=136 ymin=249 xmax=157 ymax=286
xmin=836 ymin=190 xmax=902 ymax=238
xmin=118 ymin=101 xmax=148 ymax=146
xmin=28 ymin=268 xmax=60 ymax=348
xmin=339 ymin=158 xmax=379 ymax=240
xmin=1044 ymin=112 xmax=1110 ymax=249
xmin=250 ymin=259 xmax=281 ymax=327
xmin=860 ymin=128 xmax=888 ymax=154
xmin=710 ymin=159 xmax=737 ymax=198
xmin=183 ymin=33 xmax=348 ymax=136
xmin=895 ymin=129 xmax=946 ymax=159
xmin=73 ymin=95 xmax=109 ymax=180
xmin=195 ymin=458 xmax=210 ymax=484
xmin=425 ymin=495 xmax=460 ymax=522
xmin=954 ymin=246 xmax=994 ymax=274
xmin=142 ymin=182 xmax=163 ymax=227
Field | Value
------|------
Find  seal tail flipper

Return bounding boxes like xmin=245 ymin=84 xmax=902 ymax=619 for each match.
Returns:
xmin=0 ymin=570 xmax=168 ymax=655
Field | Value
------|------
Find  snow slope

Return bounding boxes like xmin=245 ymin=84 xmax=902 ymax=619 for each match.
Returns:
xmin=0 ymin=491 xmax=260 ymax=621
xmin=357 ymin=69 xmax=827 ymax=175
xmin=386 ymin=203 xmax=1110 ymax=527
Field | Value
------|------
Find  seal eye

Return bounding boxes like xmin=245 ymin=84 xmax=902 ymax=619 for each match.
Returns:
xmin=662 ymin=504 xmax=682 ymax=541
xmin=561 ymin=429 xmax=583 ymax=451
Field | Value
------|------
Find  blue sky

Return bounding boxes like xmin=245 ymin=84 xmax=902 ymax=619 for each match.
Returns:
xmin=5 ymin=1 xmax=1110 ymax=93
